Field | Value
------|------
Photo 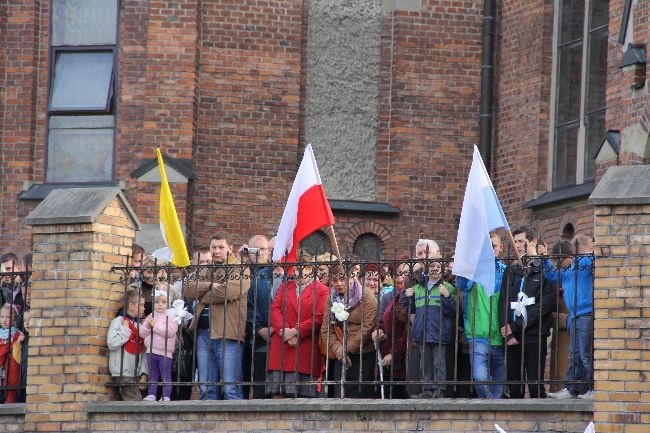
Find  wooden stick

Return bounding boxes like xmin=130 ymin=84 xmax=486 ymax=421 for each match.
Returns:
xmin=329 ymin=225 xmax=344 ymax=266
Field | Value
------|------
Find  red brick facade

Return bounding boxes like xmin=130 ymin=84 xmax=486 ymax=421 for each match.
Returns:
xmin=0 ymin=0 xmax=646 ymax=258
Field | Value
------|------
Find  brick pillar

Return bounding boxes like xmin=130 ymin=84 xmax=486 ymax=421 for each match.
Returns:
xmin=589 ymin=166 xmax=650 ymax=433
xmin=24 ymin=188 xmax=140 ymax=432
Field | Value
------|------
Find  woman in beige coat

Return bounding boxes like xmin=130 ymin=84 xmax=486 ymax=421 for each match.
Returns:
xmin=321 ymin=264 xmax=377 ymax=398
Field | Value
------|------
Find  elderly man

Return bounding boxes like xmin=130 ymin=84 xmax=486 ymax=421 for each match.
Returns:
xmin=240 ymin=234 xmax=273 ymax=399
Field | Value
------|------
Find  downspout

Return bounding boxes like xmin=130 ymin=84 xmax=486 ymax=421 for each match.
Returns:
xmin=479 ymin=0 xmax=496 ymax=174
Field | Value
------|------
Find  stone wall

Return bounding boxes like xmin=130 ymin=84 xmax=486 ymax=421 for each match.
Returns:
xmin=306 ymin=0 xmax=381 ymax=202
xmin=588 ymin=165 xmax=650 ymax=433
xmin=592 ymin=204 xmax=650 ymax=433
xmin=23 ymin=188 xmax=139 ymax=432
xmin=85 ymin=400 xmax=592 ymax=433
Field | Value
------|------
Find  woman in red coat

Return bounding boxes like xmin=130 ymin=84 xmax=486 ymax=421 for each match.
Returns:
xmin=267 ymin=256 xmax=329 ymax=398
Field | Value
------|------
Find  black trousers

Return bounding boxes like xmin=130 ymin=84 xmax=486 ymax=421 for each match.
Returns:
xmin=332 ymin=351 xmax=376 ymax=398
xmin=505 ymin=339 xmax=548 ymax=398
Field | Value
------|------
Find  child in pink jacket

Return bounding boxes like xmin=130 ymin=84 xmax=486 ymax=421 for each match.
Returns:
xmin=139 ymin=290 xmax=178 ymax=401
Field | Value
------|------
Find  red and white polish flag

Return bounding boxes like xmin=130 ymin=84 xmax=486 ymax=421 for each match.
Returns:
xmin=272 ymin=144 xmax=335 ymax=263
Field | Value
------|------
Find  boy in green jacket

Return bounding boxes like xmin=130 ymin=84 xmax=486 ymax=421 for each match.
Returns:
xmin=457 ymin=231 xmax=505 ymax=398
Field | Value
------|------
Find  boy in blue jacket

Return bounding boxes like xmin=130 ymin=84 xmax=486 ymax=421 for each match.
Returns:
xmin=548 ymin=235 xmax=594 ymax=400
xmin=403 ymin=254 xmax=457 ymax=399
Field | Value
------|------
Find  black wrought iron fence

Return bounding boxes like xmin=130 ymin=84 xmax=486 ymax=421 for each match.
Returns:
xmin=0 ymin=265 xmax=30 ymax=404
xmin=107 ymin=252 xmax=595 ymax=401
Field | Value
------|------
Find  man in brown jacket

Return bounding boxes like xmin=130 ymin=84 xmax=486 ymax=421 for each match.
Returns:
xmin=185 ymin=232 xmax=251 ymax=400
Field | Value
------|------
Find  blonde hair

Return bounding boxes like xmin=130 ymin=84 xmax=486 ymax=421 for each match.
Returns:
xmin=154 ymin=281 xmax=181 ymax=303
xmin=1 ymin=303 xmax=18 ymax=324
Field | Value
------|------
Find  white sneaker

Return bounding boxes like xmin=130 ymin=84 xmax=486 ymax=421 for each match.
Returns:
xmin=160 ymin=397 xmax=170 ymax=402
xmin=143 ymin=395 xmax=156 ymax=401
xmin=548 ymin=388 xmax=574 ymax=399
xmin=578 ymin=390 xmax=594 ymax=400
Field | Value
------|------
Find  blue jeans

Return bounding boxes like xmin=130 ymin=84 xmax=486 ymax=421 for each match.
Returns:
xmin=565 ymin=314 xmax=593 ymax=396
xmin=196 ymin=328 xmax=244 ymax=400
xmin=469 ymin=339 xmax=505 ymax=399
xmin=422 ymin=342 xmax=446 ymax=392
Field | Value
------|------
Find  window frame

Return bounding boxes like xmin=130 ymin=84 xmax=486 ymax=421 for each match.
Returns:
xmin=548 ymin=0 xmax=608 ymax=190
xmin=48 ymin=46 xmax=116 ymax=114
xmin=45 ymin=0 xmax=120 ymax=185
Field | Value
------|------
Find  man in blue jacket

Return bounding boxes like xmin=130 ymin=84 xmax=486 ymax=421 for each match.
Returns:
xmin=242 ymin=235 xmax=273 ymax=399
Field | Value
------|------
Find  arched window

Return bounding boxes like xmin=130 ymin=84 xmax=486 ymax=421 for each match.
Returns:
xmin=561 ymin=223 xmax=575 ymax=240
xmin=352 ymin=233 xmax=382 ymax=261
xmin=300 ymin=230 xmax=331 ymax=257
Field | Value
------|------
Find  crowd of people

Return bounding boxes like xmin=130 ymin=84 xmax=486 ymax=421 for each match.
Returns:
xmin=0 ymin=252 xmax=31 ymax=403
xmin=107 ymin=225 xmax=595 ymax=403
xmin=0 ymin=225 xmax=595 ymax=404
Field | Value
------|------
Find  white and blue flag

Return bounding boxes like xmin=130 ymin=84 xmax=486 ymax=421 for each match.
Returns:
xmin=453 ymin=145 xmax=510 ymax=297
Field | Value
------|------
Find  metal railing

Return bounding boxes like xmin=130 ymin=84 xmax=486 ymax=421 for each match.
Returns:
xmin=0 ymin=267 xmax=30 ymax=404
xmin=108 ymin=252 xmax=595 ymax=401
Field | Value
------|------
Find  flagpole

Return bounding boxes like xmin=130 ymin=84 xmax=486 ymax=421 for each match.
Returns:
xmin=506 ymin=229 xmax=523 ymax=266
xmin=329 ymin=225 xmax=343 ymax=266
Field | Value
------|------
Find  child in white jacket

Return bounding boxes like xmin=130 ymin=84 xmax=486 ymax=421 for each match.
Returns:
xmin=107 ymin=289 xmax=148 ymax=400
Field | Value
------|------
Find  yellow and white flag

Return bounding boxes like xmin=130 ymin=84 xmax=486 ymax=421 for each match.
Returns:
xmin=151 ymin=148 xmax=191 ymax=268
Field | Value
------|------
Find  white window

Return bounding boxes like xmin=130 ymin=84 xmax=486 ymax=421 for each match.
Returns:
xmin=47 ymin=0 xmax=118 ymax=183
xmin=551 ymin=0 xmax=608 ymax=188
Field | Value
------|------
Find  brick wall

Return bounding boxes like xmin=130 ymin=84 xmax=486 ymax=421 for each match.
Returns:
xmin=592 ymin=204 xmax=650 ymax=433
xmin=24 ymin=197 xmax=137 ymax=432
xmin=188 ymin=0 xmax=305 ymax=251
xmin=0 ymin=0 xmax=40 ymax=254
xmin=375 ymin=1 xmax=483 ymax=254
xmin=85 ymin=400 xmax=592 ymax=433
xmin=493 ymin=0 xmax=554 ymax=227
xmin=0 ymin=411 xmax=24 ymax=433
xmin=5 ymin=0 xmax=638 ymax=268
xmin=605 ymin=0 xmax=650 ymax=167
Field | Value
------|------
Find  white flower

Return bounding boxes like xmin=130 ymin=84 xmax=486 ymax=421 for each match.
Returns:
xmin=166 ymin=299 xmax=194 ymax=325
xmin=331 ymin=302 xmax=349 ymax=321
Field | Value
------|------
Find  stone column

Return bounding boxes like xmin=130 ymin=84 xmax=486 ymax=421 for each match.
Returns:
xmin=589 ymin=165 xmax=650 ymax=433
xmin=24 ymin=188 xmax=139 ymax=432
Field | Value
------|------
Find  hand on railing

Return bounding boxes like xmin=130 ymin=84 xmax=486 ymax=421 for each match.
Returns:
xmin=334 ymin=346 xmax=352 ymax=366
xmin=371 ymin=329 xmax=386 ymax=342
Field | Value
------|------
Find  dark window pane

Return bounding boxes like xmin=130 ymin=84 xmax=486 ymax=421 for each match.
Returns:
xmin=554 ymin=122 xmax=579 ymax=188
xmin=50 ymin=51 xmax=114 ymax=111
xmin=586 ymin=26 xmax=608 ymax=113
xmin=556 ymin=43 xmax=583 ymax=125
xmin=52 ymin=0 xmax=118 ymax=46
xmin=300 ymin=231 xmax=331 ymax=257
xmin=47 ymin=115 xmax=114 ymax=183
xmin=590 ymin=0 xmax=609 ymax=29
xmin=560 ymin=0 xmax=585 ymax=44
xmin=585 ymin=109 xmax=605 ymax=180
xmin=353 ymin=233 xmax=382 ymax=261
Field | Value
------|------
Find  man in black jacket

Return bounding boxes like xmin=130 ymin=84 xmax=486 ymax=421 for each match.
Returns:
xmin=499 ymin=226 xmax=557 ymax=398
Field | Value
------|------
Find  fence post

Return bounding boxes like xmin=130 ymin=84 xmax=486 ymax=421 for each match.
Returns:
xmin=589 ymin=165 xmax=650 ymax=432
xmin=24 ymin=187 xmax=140 ymax=432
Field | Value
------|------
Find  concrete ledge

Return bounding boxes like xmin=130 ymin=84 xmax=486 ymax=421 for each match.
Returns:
xmin=0 ymin=403 xmax=25 ymax=415
xmin=87 ymin=398 xmax=593 ymax=414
